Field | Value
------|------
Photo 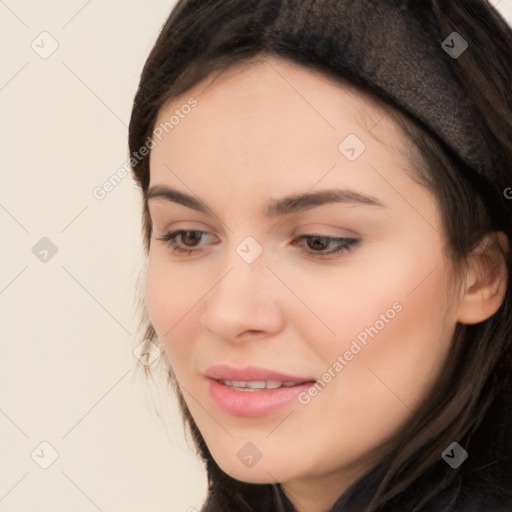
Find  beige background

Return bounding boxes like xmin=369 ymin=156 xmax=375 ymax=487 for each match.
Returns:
xmin=1 ymin=1 xmax=511 ymax=511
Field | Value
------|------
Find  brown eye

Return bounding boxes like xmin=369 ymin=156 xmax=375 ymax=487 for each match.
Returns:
xmin=156 ymin=230 xmax=215 ymax=255
xmin=292 ymin=235 xmax=360 ymax=258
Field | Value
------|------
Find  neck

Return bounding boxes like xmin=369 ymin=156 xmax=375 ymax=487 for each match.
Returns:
xmin=279 ymin=464 xmax=369 ymax=512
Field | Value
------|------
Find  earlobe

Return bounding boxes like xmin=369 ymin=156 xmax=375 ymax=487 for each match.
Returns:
xmin=456 ymin=232 xmax=509 ymax=325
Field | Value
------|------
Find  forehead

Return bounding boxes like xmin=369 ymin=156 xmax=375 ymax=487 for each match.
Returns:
xmin=154 ymin=55 xmax=397 ymax=140
xmin=148 ymin=56 xmax=415 ymax=204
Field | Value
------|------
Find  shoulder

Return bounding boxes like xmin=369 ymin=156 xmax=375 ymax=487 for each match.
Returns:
xmin=417 ymin=491 xmax=512 ymax=512
xmin=451 ymin=484 xmax=512 ymax=512
xmin=402 ymin=474 xmax=512 ymax=512
xmin=456 ymin=493 xmax=512 ymax=512
xmin=452 ymin=497 xmax=512 ymax=512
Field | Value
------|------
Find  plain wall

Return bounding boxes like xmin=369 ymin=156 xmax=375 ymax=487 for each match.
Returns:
xmin=1 ymin=1 xmax=511 ymax=511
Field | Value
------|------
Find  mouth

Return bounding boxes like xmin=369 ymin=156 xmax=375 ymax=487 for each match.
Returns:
xmin=204 ymin=363 xmax=316 ymax=384
xmin=215 ymin=379 xmax=315 ymax=391
xmin=204 ymin=366 xmax=318 ymax=417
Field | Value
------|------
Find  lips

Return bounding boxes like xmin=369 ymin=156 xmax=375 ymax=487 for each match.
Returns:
xmin=204 ymin=364 xmax=319 ymax=416
xmin=204 ymin=364 xmax=317 ymax=384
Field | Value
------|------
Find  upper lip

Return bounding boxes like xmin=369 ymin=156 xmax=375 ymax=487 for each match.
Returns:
xmin=204 ymin=364 xmax=317 ymax=383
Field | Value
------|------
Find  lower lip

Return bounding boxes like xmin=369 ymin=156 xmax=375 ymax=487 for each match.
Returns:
xmin=207 ymin=378 xmax=314 ymax=417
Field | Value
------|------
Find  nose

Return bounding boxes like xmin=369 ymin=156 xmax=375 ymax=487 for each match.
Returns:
xmin=200 ymin=252 xmax=285 ymax=343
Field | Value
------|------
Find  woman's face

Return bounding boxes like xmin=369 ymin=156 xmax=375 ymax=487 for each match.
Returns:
xmin=145 ymin=56 xmax=461 ymax=507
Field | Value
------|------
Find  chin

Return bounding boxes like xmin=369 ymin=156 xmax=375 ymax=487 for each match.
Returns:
xmin=212 ymin=452 xmax=300 ymax=485
xmin=226 ymin=468 xmax=284 ymax=485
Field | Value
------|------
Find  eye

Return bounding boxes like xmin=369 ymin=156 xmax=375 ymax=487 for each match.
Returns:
xmin=291 ymin=234 xmax=359 ymax=258
xmin=156 ymin=229 xmax=216 ymax=255
xmin=156 ymin=230 xmax=359 ymax=259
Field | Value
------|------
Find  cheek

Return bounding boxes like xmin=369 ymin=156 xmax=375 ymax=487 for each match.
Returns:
xmin=291 ymin=240 xmax=453 ymax=411
xmin=144 ymin=253 xmax=203 ymax=364
xmin=294 ymin=235 xmax=451 ymax=363
xmin=281 ymin=263 xmax=454 ymax=473
xmin=367 ymin=268 xmax=454 ymax=406
xmin=145 ymin=255 xmax=172 ymax=331
xmin=307 ymin=257 xmax=453 ymax=430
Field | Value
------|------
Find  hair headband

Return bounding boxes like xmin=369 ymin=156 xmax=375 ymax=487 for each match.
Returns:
xmin=256 ymin=0 xmax=494 ymax=177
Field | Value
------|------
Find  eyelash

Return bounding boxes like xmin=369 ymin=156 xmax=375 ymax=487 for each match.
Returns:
xmin=156 ymin=230 xmax=359 ymax=259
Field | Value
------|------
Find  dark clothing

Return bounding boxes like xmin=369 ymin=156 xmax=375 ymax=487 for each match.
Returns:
xmin=268 ymin=473 xmax=512 ymax=511
xmin=201 ymin=453 xmax=512 ymax=512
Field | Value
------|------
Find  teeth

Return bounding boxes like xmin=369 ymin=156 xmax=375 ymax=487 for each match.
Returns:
xmin=262 ymin=381 xmax=282 ymax=389
xmin=220 ymin=379 xmax=300 ymax=390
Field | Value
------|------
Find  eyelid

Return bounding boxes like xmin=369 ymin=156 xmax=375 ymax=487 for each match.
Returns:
xmin=292 ymin=223 xmax=359 ymax=238
xmin=154 ymin=219 xmax=214 ymax=234
xmin=156 ymin=224 xmax=355 ymax=242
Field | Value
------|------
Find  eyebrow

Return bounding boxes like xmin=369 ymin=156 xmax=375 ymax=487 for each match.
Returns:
xmin=145 ymin=185 xmax=386 ymax=217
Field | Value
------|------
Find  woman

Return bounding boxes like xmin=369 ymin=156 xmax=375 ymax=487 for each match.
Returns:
xmin=128 ymin=1 xmax=512 ymax=510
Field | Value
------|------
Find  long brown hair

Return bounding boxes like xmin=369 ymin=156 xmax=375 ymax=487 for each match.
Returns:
xmin=128 ymin=1 xmax=512 ymax=510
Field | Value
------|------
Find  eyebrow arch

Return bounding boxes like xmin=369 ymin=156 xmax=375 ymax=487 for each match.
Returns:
xmin=145 ymin=184 xmax=386 ymax=217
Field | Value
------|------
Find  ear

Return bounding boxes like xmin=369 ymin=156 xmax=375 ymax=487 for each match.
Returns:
xmin=456 ymin=231 xmax=509 ymax=325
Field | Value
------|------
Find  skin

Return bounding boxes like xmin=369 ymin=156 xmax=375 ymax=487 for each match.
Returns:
xmin=144 ymin=56 xmax=508 ymax=512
